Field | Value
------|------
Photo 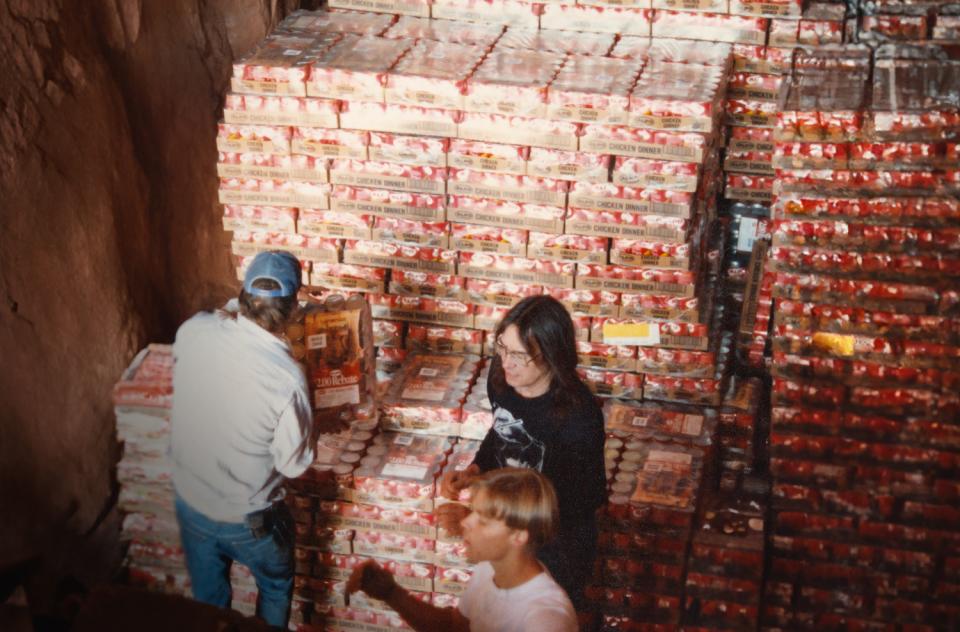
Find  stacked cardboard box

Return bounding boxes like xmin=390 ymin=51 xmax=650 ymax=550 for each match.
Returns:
xmin=765 ymin=45 xmax=960 ymax=629
xmin=113 ymin=345 xmax=185 ymax=594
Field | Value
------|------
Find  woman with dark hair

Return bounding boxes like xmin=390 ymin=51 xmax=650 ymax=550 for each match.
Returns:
xmin=440 ymin=295 xmax=607 ymax=609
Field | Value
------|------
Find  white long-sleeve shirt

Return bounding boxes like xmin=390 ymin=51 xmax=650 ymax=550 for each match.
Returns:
xmin=170 ymin=305 xmax=314 ymax=522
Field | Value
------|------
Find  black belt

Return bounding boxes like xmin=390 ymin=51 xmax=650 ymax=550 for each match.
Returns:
xmin=244 ymin=502 xmax=283 ymax=539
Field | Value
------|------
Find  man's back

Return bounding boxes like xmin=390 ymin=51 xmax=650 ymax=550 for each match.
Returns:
xmin=170 ymin=308 xmax=312 ymax=522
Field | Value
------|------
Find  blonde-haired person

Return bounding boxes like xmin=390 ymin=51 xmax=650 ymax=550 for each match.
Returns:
xmin=346 ymin=468 xmax=577 ymax=632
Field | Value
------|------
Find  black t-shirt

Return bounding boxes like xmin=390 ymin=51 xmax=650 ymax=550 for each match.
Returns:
xmin=473 ymin=358 xmax=607 ymax=533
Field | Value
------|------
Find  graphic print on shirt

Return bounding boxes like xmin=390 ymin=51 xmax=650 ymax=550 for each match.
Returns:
xmin=491 ymin=405 xmax=545 ymax=470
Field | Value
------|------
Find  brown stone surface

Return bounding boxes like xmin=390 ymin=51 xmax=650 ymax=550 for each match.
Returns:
xmin=0 ymin=0 xmax=299 ymax=604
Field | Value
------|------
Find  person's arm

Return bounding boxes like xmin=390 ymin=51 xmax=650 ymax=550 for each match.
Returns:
xmin=270 ymin=386 xmax=315 ymax=478
xmin=346 ymin=561 xmax=471 ymax=632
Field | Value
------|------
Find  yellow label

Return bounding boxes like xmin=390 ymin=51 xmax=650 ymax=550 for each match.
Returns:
xmin=602 ymin=322 xmax=660 ymax=346
xmin=812 ymin=332 xmax=855 ymax=357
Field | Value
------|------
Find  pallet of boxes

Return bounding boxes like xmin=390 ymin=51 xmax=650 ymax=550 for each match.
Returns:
xmin=765 ymin=44 xmax=960 ymax=629
xmin=216 ymin=4 xmax=752 ymax=628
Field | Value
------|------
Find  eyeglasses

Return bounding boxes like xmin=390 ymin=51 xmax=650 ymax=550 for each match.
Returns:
xmin=494 ymin=338 xmax=538 ymax=366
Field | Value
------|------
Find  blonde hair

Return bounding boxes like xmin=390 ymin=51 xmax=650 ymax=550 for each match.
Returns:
xmin=470 ymin=467 xmax=558 ymax=551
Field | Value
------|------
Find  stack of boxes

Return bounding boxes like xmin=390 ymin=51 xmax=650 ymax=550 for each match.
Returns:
xmin=113 ymin=345 xmax=185 ymax=594
xmin=597 ymin=399 xmax=717 ymax=627
xmin=765 ymin=45 xmax=960 ymax=629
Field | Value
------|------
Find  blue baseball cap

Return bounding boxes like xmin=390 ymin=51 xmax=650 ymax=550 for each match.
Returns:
xmin=243 ymin=251 xmax=301 ymax=298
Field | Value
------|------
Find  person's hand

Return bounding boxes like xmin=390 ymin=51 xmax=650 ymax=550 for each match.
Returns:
xmin=440 ymin=464 xmax=480 ymax=500
xmin=346 ymin=560 xmax=399 ymax=602
xmin=435 ymin=502 xmax=471 ymax=538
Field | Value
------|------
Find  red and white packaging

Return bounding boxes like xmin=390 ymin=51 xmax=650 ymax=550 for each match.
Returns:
xmin=727 ymin=71 xmax=783 ymax=101
xmin=465 ymin=49 xmax=565 ymax=118
xmin=339 ymin=101 xmax=460 ymax=138
xmin=652 ymin=0 xmax=727 ymax=14
xmin=372 ymin=217 xmax=450 ymax=248
xmin=545 ymin=55 xmax=641 ymax=125
xmin=368 ymin=132 xmax=449 ymax=167
xmin=527 ymin=232 xmax=608 ymax=264
xmin=231 ymin=229 xmax=340 ymax=262
xmin=605 ymin=400 xmax=716 ymax=444
xmin=328 ymin=0 xmax=431 ymax=17
xmin=434 ymin=564 xmax=474 ymax=595
xmin=430 ymin=0 xmax=542 ymax=28
xmin=495 ymin=27 xmax=616 ymax=55
xmin=231 ymin=32 xmax=341 ymax=97
xmin=577 ymin=366 xmax=643 ymax=399
xmin=446 ymin=169 xmax=569 ymax=206
xmin=727 ymin=125 xmax=774 ymax=152
xmin=568 ymin=180 xmax=693 ymax=218
xmin=612 ymin=156 xmax=701 ymax=192
xmin=610 ymin=238 xmax=692 ymax=270
xmin=382 ymin=15 xmax=505 ymax=47
xmin=223 ymin=94 xmax=340 ymax=127
xmin=457 ymin=112 xmax=581 ymax=151
xmin=466 ymin=278 xmax=544 ymax=308
xmin=386 ymin=40 xmax=488 ymax=110
xmin=307 ymin=35 xmax=413 ymax=102
xmin=447 ymin=195 xmax=566 ymax=233
xmin=539 ymin=4 xmax=652 ymax=35
xmin=548 ymin=287 xmax=621 ymax=317
xmin=329 ymin=160 xmax=447 ymax=195
xmin=645 ymin=38 xmax=733 ymax=66
xmin=310 ymin=263 xmax=386 ymax=292
xmin=451 ymin=223 xmax=528 ymax=256
xmin=373 ymin=319 xmax=405 ymax=348
xmin=370 ymin=293 xmax=476 ymax=328
xmin=217 ymin=151 xmax=329 ymax=183
xmin=390 ymin=270 xmax=467 ymax=300
xmin=223 ymin=205 xmax=297 ymax=234
xmin=279 ymin=9 xmax=398 ymax=36
xmin=405 ymin=324 xmax=485 ymax=355
xmin=459 ymin=251 xmax=576 ymax=288
xmin=580 ymin=124 xmax=712 ymax=163
xmin=650 ymin=10 xmax=768 ymax=44
xmin=217 ymin=123 xmax=292 ymax=155
xmin=330 ymin=185 xmax=446 ymax=223
xmin=629 ymin=60 xmax=726 ymax=133
xmin=636 ymin=347 xmax=716 ymax=377
xmin=342 ymin=239 xmax=458 ymax=273
xmin=447 ymin=139 xmax=529 ymax=176
xmin=381 ymin=354 xmax=480 ymax=436
xmin=292 ymin=127 xmax=369 ymax=160
xmin=526 ymin=148 xmax=611 ymax=182
xmin=576 ymin=262 xmax=697 ymax=297
xmin=618 ymin=292 xmax=699 ymax=321
xmin=577 ymin=340 xmax=638 ymax=371
xmin=353 ymin=530 xmax=436 ymax=564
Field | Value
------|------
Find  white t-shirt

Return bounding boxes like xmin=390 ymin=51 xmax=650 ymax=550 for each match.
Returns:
xmin=170 ymin=305 xmax=314 ymax=522
xmin=458 ymin=562 xmax=577 ymax=632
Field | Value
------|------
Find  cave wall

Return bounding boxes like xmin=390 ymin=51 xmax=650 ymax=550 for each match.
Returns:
xmin=0 ymin=0 xmax=300 ymax=596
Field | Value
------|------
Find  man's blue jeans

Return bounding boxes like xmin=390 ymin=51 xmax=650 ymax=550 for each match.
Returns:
xmin=175 ymin=495 xmax=294 ymax=628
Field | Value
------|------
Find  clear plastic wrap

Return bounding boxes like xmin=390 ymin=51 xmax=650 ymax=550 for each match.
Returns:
xmin=527 ymin=232 xmax=609 ymax=264
xmin=545 ymin=55 xmax=641 ymax=125
xmin=464 ymin=49 xmax=565 ymax=118
xmin=279 ymin=9 xmax=398 ymax=35
xmin=231 ymin=32 xmax=341 ymax=97
xmin=451 ymin=223 xmax=529 ymax=256
xmin=526 ymin=148 xmax=611 ymax=182
xmin=386 ymin=40 xmax=488 ymax=110
xmin=604 ymin=400 xmax=716 ymax=445
xmin=382 ymin=15 xmax=505 ymax=47
xmin=330 ymin=184 xmax=446 ymax=223
xmin=372 ymin=216 xmax=450 ymax=248
xmin=539 ymin=4 xmax=652 ymax=35
xmin=430 ymin=0 xmax=542 ymax=28
xmin=447 ymin=139 xmax=529 ymax=176
xmin=223 ymin=94 xmax=340 ymax=127
xmin=368 ymin=132 xmax=449 ymax=167
xmin=380 ymin=354 xmax=481 ymax=435
xmin=310 ymin=262 xmax=386 ymax=293
xmin=222 ymin=205 xmax=298 ymax=234
xmin=495 ymin=27 xmax=616 ymax=55
xmin=307 ymin=35 xmax=413 ymax=101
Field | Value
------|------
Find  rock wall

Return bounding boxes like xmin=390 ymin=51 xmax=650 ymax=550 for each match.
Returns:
xmin=0 ymin=0 xmax=300 ymax=599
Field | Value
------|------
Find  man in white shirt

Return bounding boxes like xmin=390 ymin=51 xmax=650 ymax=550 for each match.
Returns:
xmin=346 ymin=468 xmax=578 ymax=632
xmin=170 ymin=250 xmax=315 ymax=629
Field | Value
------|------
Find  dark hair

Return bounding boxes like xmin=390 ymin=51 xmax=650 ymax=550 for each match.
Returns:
xmin=492 ymin=295 xmax=583 ymax=414
xmin=238 ymin=278 xmax=297 ymax=334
